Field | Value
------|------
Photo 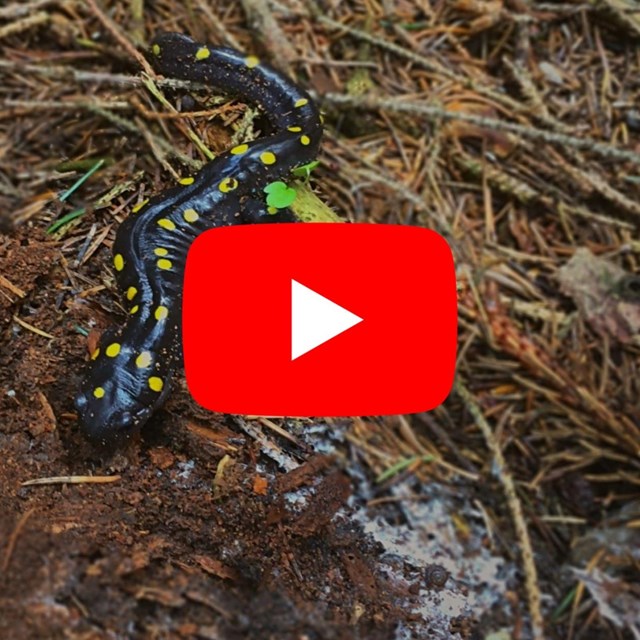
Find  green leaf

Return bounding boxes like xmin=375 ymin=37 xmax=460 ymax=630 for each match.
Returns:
xmin=376 ymin=454 xmax=434 ymax=483
xmin=291 ymin=160 xmax=320 ymax=179
xmin=264 ymin=181 xmax=297 ymax=209
xmin=551 ymin=584 xmax=578 ymax=621
xmin=59 ymin=158 xmax=105 ymax=202
xmin=46 ymin=208 xmax=85 ymax=235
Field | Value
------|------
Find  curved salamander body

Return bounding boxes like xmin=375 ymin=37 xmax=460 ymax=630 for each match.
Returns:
xmin=75 ymin=33 xmax=322 ymax=444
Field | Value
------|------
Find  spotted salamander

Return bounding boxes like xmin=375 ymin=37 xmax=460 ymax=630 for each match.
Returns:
xmin=75 ymin=32 xmax=322 ymax=444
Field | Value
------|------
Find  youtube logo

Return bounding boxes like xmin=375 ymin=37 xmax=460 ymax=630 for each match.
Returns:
xmin=291 ymin=280 xmax=363 ymax=360
xmin=183 ymin=223 xmax=457 ymax=416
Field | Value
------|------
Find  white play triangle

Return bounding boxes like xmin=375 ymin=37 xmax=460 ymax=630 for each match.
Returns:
xmin=291 ymin=279 xmax=363 ymax=361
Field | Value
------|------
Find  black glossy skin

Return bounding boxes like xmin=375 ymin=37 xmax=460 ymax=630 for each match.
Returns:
xmin=75 ymin=33 xmax=322 ymax=444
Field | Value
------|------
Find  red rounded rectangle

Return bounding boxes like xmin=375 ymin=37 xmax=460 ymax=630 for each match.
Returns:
xmin=183 ymin=223 xmax=457 ymax=416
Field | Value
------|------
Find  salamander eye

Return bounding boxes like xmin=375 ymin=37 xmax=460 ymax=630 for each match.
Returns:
xmin=75 ymin=393 xmax=87 ymax=411
xmin=118 ymin=410 xmax=134 ymax=430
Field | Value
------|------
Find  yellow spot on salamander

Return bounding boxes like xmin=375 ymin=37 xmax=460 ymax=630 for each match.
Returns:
xmin=183 ymin=208 xmax=199 ymax=223
xmin=231 ymin=144 xmax=249 ymax=155
xmin=157 ymin=258 xmax=172 ymax=270
xmin=300 ymin=135 xmax=311 ymax=146
xmin=113 ymin=254 xmax=124 ymax=271
xmin=260 ymin=151 xmax=276 ymax=165
xmin=287 ymin=126 xmax=302 ymax=133
xmin=130 ymin=305 xmax=139 ymax=314
xmin=294 ymin=98 xmax=308 ymax=108
xmin=126 ymin=286 xmax=137 ymax=300
xmin=157 ymin=218 xmax=176 ymax=230
xmin=91 ymin=348 xmax=100 ymax=360
xmin=267 ymin=206 xmax=278 ymax=215
xmin=105 ymin=343 xmax=121 ymax=358
xmin=149 ymin=377 xmax=164 ymax=392
xmin=245 ymin=55 xmax=260 ymax=69
xmin=152 ymin=44 xmax=161 ymax=56
xmin=93 ymin=387 xmax=105 ymax=399
xmin=195 ymin=47 xmax=210 ymax=60
xmin=179 ymin=177 xmax=195 ymax=185
xmin=219 ymin=177 xmax=239 ymax=193
xmin=132 ymin=199 xmax=148 ymax=213
xmin=155 ymin=306 xmax=168 ymax=321
xmin=154 ymin=248 xmax=168 ymax=257
xmin=136 ymin=351 xmax=152 ymax=369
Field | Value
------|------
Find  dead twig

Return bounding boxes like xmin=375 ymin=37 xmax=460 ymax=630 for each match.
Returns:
xmin=320 ymin=92 xmax=640 ymax=168
xmin=456 ymin=379 xmax=545 ymax=640
xmin=2 ymin=509 xmax=35 ymax=572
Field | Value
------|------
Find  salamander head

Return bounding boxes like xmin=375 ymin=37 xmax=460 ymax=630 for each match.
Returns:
xmin=75 ymin=380 xmax=157 ymax=446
